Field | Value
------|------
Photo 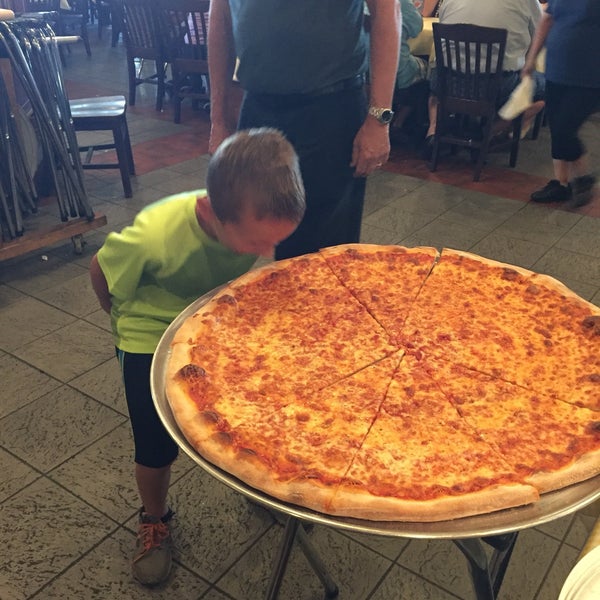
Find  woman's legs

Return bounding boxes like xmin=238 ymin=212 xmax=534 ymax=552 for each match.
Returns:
xmin=532 ymin=82 xmax=599 ymax=203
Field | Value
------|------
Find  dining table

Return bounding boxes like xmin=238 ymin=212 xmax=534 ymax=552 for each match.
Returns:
xmin=408 ymin=16 xmax=437 ymax=58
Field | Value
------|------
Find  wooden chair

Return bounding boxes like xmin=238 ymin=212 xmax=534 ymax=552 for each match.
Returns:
xmin=60 ymin=0 xmax=92 ymax=57
xmin=157 ymin=0 xmax=210 ymax=124
xmin=122 ymin=0 xmax=167 ymax=111
xmin=69 ymin=95 xmax=135 ymax=197
xmin=96 ymin=0 xmax=122 ymax=47
xmin=430 ymin=23 xmax=522 ymax=182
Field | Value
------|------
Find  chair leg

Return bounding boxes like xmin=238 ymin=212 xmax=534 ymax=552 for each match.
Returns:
xmin=111 ymin=24 xmax=120 ymax=47
xmin=429 ymin=106 xmax=442 ymax=172
xmin=173 ymin=69 xmax=182 ymax=124
xmin=112 ymin=119 xmax=133 ymax=198
xmin=430 ymin=134 xmax=441 ymax=172
xmin=509 ymin=119 xmax=521 ymax=168
xmin=474 ymin=123 xmax=494 ymax=182
xmin=81 ymin=24 xmax=92 ymax=57
xmin=156 ymin=60 xmax=166 ymax=112
xmin=123 ymin=120 xmax=135 ymax=175
xmin=530 ymin=108 xmax=544 ymax=141
xmin=127 ymin=58 xmax=137 ymax=106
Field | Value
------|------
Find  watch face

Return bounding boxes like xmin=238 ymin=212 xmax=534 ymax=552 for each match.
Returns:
xmin=380 ymin=109 xmax=394 ymax=124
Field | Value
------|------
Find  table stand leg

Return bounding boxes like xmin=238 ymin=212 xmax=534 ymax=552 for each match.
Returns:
xmin=265 ymin=515 xmax=339 ymax=600
xmin=453 ymin=532 xmax=518 ymax=600
xmin=296 ymin=524 xmax=339 ymax=598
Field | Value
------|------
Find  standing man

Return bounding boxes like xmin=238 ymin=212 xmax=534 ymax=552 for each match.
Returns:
xmin=208 ymin=0 xmax=401 ymax=260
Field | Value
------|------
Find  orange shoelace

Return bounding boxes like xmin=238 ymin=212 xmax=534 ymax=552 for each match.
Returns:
xmin=136 ymin=521 xmax=170 ymax=555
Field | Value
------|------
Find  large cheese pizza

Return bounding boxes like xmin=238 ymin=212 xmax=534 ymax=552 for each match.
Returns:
xmin=165 ymin=245 xmax=600 ymax=522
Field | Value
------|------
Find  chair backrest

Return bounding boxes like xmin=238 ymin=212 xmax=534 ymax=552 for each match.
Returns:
xmin=122 ymin=0 xmax=161 ymax=59
xmin=433 ymin=22 xmax=507 ymax=115
xmin=23 ymin=0 xmax=60 ymax=11
xmin=156 ymin=0 xmax=210 ymax=62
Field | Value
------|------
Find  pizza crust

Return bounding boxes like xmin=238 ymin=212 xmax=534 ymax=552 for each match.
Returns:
xmin=527 ymin=448 xmax=600 ymax=494
xmin=319 ymin=243 xmax=439 ymax=260
xmin=327 ymin=481 xmax=540 ymax=522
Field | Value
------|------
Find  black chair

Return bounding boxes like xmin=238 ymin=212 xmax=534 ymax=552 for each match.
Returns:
xmin=122 ymin=0 xmax=167 ymax=111
xmin=60 ymin=0 xmax=92 ymax=57
xmin=96 ymin=0 xmax=122 ymax=47
xmin=157 ymin=0 xmax=210 ymax=124
xmin=430 ymin=23 xmax=522 ymax=181
xmin=69 ymin=95 xmax=135 ymax=197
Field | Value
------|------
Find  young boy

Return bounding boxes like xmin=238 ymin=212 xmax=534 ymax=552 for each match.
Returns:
xmin=89 ymin=128 xmax=305 ymax=586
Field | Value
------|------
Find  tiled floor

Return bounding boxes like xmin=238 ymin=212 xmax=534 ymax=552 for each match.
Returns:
xmin=1 ymin=27 xmax=600 ymax=600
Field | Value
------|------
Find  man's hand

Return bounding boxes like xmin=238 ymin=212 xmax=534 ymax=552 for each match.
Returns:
xmin=351 ymin=118 xmax=391 ymax=177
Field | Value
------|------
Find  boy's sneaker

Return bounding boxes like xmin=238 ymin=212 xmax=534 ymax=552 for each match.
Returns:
xmin=570 ymin=174 xmax=597 ymax=208
xmin=530 ymin=180 xmax=571 ymax=203
xmin=132 ymin=508 xmax=174 ymax=586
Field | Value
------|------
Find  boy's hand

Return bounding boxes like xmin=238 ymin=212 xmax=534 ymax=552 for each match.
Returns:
xmin=90 ymin=254 xmax=112 ymax=314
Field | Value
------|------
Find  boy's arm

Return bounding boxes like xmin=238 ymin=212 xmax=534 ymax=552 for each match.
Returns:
xmin=90 ymin=253 xmax=112 ymax=314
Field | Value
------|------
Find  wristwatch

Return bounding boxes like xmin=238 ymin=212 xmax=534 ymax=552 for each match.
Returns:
xmin=368 ymin=106 xmax=395 ymax=125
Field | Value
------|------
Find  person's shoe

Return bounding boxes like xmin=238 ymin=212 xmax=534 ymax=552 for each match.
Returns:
xmin=570 ymin=175 xmax=597 ymax=208
xmin=132 ymin=508 xmax=174 ymax=586
xmin=530 ymin=180 xmax=571 ymax=203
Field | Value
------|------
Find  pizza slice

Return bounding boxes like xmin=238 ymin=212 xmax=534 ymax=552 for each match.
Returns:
xmin=402 ymin=249 xmax=600 ymax=399
xmin=425 ymin=357 xmax=600 ymax=493
xmin=320 ymin=244 xmax=438 ymax=344
xmin=327 ymin=354 xmax=538 ymax=522
xmin=167 ymin=352 xmax=403 ymax=514
xmin=170 ymin=252 xmax=398 ymax=399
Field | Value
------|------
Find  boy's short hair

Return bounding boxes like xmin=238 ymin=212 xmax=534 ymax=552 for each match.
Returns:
xmin=207 ymin=128 xmax=306 ymax=224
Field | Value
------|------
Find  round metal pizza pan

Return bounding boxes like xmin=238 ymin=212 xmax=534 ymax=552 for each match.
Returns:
xmin=151 ymin=290 xmax=600 ymax=540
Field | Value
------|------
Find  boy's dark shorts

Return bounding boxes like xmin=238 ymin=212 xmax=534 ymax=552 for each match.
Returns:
xmin=117 ymin=349 xmax=179 ymax=468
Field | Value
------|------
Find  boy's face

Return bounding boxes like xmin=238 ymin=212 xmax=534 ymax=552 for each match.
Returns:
xmin=214 ymin=212 xmax=298 ymax=258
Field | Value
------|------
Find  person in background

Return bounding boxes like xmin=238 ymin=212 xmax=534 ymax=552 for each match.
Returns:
xmin=89 ymin=129 xmax=305 ymax=586
xmin=392 ymin=0 xmax=430 ymax=134
xmin=523 ymin=0 xmax=600 ymax=206
xmin=208 ymin=0 xmax=400 ymax=260
xmin=423 ymin=0 xmax=546 ymax=158
xmin=413 ymin=0 xmax=442 ymax=17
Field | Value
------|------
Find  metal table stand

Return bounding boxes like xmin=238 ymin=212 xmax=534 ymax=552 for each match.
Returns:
xmin=454 ymin=533 xmax=518 ymax=600
xmin=266 ymin=515 xmax=339 ymax=600
xmin=264 ymin=518 xmax=518 ymax=600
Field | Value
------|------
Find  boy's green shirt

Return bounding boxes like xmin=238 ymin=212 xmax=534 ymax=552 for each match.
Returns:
xmin=97 ymin=190 xmax=257 ymax=353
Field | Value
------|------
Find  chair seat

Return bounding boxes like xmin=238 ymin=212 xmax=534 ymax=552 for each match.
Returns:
xmin=69 ymin=96 xmax=126 ymax=119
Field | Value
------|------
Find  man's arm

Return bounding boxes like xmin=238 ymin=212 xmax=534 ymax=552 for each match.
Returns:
xmin=90 ymin=253 xmax=112 ymax=314
xmin=352 ymin=0 xmax=400 ymax=177
xmin=208 ymin=0 xmax=238 ymax=154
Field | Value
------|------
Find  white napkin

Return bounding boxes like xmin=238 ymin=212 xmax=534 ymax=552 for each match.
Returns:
xmin=498 ymin=75 xmax=534 ymax=121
